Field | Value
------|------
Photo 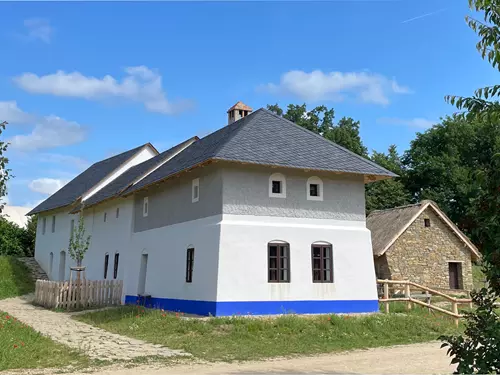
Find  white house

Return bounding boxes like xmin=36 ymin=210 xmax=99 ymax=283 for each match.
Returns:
xmin=28 ymin=102 xmax=396 ymax=316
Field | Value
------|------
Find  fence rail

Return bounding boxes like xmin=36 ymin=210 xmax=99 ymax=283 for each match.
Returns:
xmin=34 ymin=279 xmax=123 ymax=310
xmin=377 ymin=279 xmax=472 ymax=326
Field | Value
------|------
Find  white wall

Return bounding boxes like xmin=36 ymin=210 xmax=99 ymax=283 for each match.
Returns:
xmin=124 ymin=215 xmax=221 ymax=301
xmin=217 ymin=214 xmax=378 ymax=302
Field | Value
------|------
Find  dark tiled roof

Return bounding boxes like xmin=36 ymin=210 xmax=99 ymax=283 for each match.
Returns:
xmin=27 ymin=144 xmax=154 ymax=215
xmin=124 ymin=109 xmax=396 ymax=195
xmin=77 ymin=137 xmax=198 ymax=210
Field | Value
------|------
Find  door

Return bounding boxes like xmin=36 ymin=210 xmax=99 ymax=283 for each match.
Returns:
xmin=449 ymin=262 xmax=460 ymax=289
xmin=138 ymin=254 xmax=148 ymax=295
xmin=59 ymin=251 xmax=66 ymax=281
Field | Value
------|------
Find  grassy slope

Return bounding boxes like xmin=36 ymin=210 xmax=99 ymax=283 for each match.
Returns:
xmin=0 ymin=256 xmax=35 ymax=299
xmin=0 ymin=256 xmax=92 ymax=370
xmin=76 ymin=303 xmax=461 ymax=362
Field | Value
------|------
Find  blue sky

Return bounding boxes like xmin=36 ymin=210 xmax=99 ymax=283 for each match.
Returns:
xmin=1 ymin=0 xmax=498 ymax=207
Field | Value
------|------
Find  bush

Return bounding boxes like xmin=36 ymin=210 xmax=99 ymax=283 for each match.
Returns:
xmin=0 ymin=216 xmax=36 ymax=257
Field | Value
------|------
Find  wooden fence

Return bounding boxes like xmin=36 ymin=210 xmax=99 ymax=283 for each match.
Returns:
xmin=377 ymin=279 xmax=473 ymax=326
xmin=34 ymin=279 xmax=123 ymax=310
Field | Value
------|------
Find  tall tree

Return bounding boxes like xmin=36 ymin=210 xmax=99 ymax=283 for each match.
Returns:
xmin=366 ymin=145 xmax=411 ymax=213
xmin=0 ymin=121 xmax=11 ymax=214
xmin=267 ymin=104 xmax=368 ymax=157
xmin=440 ymin=1 xmax=500 ymax=372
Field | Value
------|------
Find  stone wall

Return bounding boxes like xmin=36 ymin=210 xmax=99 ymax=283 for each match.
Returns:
xmin=374 ymin=207 xmax=474 ymax=291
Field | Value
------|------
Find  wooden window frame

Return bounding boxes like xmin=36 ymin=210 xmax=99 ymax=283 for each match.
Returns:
xmin=113 ymin=253 xmax=119 ymax=280
xmin=311 ymin=244 xmax=333 ymax=283
xmin=186 ymin=248 xmax=195 ymax=283
xmin=268 ymin=242 xmax=290 ymax=283
xmin=104 ymin=253 xmax=109 ymax=279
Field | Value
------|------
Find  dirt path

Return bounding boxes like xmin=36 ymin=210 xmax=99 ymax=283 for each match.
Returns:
xmin=6 ymin=341 xmax=454 ymax=375
xmin=0 ymin=295 xmax=186 ymax=361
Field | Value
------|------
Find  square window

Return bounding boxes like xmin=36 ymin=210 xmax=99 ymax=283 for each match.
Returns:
xmin=424 ymin=218 xmax=431 ymax=227
xmin=272 ymin=181 xmax=281 ymax=194
xmin=310 ymin=184 xmax=319 ymax=197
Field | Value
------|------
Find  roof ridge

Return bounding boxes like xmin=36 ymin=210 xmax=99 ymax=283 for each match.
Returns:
xmin=260 ymin=109 xmax=397 ymax=177
xmin=369 ymin=202 xmax=422 ymax=215
xmin=92 ymin=143 xmax=151 ymax=166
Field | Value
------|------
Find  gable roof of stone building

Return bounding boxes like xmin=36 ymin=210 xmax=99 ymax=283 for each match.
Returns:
xmin=27 ymin=143 xmax=158 ymax=215
xmin=366 ymin=200 xmax=480 ymax=260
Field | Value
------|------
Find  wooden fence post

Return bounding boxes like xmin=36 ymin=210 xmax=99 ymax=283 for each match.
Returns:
xmin=452 ymin=301 xmax=459 ymax=327
xmin=384 ymin=281 xmax=390 ymax=313
xmin=405 ymin=283 xmax=412 ymax=311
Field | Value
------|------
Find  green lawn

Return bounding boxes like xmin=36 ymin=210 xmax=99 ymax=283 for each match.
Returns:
xmin=0 ymin=256 xmax=93 ymax=371
xmin=75 ymin=303 xmax=461 ymax=362
xmin=472 ymin=264 xmax=486 ymax=289
xmin=0 ymin=311 xmax=92 ymax=371
xmin=0 ymin=256 xmax=35 ymax=299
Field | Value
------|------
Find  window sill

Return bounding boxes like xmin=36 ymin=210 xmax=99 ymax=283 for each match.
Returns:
xmin=307 ymin=195 xmax=323 ymax=201
xmin=269 ymin=193 xmax=286 ymax=199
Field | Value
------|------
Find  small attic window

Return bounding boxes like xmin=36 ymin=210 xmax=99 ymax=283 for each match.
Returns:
xmin=239 ymin=110 xmax=243 ymax=117
xmin=424 ymin=218 xmax=431 ymax=228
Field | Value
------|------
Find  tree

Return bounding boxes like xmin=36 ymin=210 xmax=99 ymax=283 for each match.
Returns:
xmin=402 ymin=115 xmax=491 ymax=241
xmin=440 ymin=1 xmax=500 ymax=372
xmin=366 ymin=145 xmax=411 ymax=213
xmin=68 ymin=209 xmax=91 ymax=268
xmin=0 ymin=218 xmax=26 ymax=256
xmin=267 ymin=103 xmax=368 ymax=157
xmin=0 ymin=121 xmax=11 ymax=214
xmin=21 ymin=216 xmax=37 ymax=257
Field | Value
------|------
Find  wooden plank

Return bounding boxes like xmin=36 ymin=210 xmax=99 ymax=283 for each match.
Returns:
xmin=383 ymin=282 xmax=389 ymax=313
xmin=67 ymin=278 xmax=73 ymax=311
xmin=410 ymin=298 xmax=462 ymax=318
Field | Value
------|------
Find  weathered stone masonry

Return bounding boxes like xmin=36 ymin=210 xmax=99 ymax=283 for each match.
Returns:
xmin=374 ymin=207 xmax=473 ymax=291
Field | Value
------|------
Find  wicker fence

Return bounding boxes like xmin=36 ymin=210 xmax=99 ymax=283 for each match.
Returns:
xmin=34 ymin=279 xmax=123 ymax=310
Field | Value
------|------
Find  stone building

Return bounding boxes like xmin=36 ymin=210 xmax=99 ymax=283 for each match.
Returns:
xmin=367 ymin=200 xmax=480 ymax=292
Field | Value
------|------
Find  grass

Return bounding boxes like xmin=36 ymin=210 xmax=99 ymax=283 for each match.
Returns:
xmin=0 ymin=256 xmax=35 ymax=300
xmin=0 ymin=311 xmax=92 ymax=371
xmin=75 ymin=303 xmax=462 ymax=362
xmin=472 ymin=264 xmax=486 ymax=289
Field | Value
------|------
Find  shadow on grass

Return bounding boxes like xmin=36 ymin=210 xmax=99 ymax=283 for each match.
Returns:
xmin=0 ymin=256 xmax=35 ymax=300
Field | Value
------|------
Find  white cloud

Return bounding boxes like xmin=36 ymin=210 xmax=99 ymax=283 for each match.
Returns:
xmin=23 ymin=18 xmax=53 ymax=43
xmin=29 ymin=178 xmax=68 ymax=195
xmin=9 ymin=115 xmax=86 ymax=151
xmin=0 ymin=101 xmax=35 ymax=124
xmin=14 ymin=66 xmax=194 ymax=114
xmin=0 ymin=101 xmax=87 ymax=151
xmin=377 ymin=117 xmax=436 ymax=129
xmin=259 ymin=70 xmax=411 ymax=105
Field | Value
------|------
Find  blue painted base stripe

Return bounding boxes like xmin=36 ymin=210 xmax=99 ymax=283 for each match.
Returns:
xmin=125 ymin=295 xmax=379 ymax=316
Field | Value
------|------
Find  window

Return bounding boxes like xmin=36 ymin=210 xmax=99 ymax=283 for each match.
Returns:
xmin=42 ymin=217 xmax=46 ymax=235
xmin=192 ymin=178 xmax=200 ymax=203
xmin=104 ymin=212 xmax=107 ymax=222
xmin=51 ymin=215 xmax=56 ymax=233
xmin=49 ymin=252 xmax=53 ymax=276
xmin=239 ymin=110 xmax=243 ymax=117
xmin=269 ymin=173 xmax=286 ymax=198
xmin=311 ymin=244 xmax=333 ymax=283
xmin=268 ymin=242 xmax=290 ymax=283
xmin=116 ymin=207 xmax=120 ymax=218
xmin=424 ymin=218 xmax=431 ymax=227
xmin=70 ymin=219 xmax=75 ymax=236
xmin=307 ymin=176 xmax=323 ymax=201
xmin=143 ymin=197 xmax=149 ymax=217
xmin=186 ymin=248 xmax=195 ymax=283
xmin=113 ymin=253 xmax=119 ymax=279
xmin=104 ymin=253 xmax=109 ymax=279
xmin=449 ymin=262 xmax=463 ymax=289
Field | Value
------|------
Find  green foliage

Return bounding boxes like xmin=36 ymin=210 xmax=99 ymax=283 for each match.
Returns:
xmin=0 ymin=121 xmax=11 ymax=214
xmin=76 ymin=304 xmax=459 ymax=362
xmin=0 ymin=218 xmax=27 ymax=256
xmin=267 ymin=103 xmax=368 ymax=157
xmin=68 ymin=209 xmax=91 ymax=267
xmin=0 ymin=256 xmax=34 ymax=299
xmin=440 ymin=288 xmax=500 ymax=374
xmin=366 ymin=145 xmax=411 ymax=213
xmin=22 ymin=216 xmax=37 ymax=257
xmin=0 ymin=311 xmax=91 ymax=370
